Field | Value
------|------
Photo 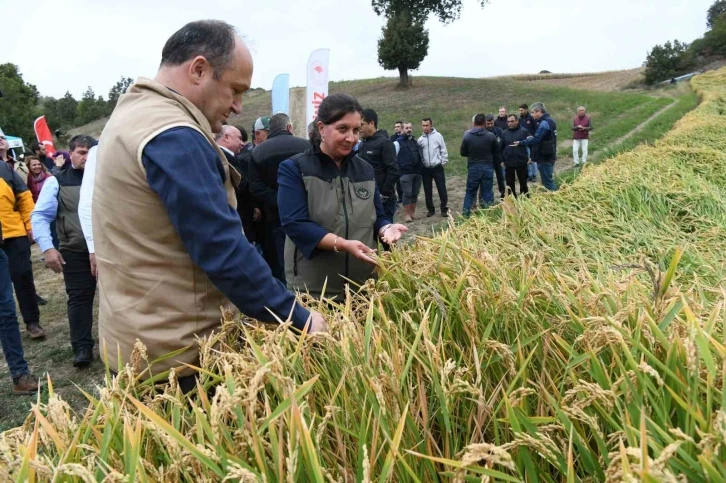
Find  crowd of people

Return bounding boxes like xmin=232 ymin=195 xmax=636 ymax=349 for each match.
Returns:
xmin=0 ymin=19 xmax=594 ymax=396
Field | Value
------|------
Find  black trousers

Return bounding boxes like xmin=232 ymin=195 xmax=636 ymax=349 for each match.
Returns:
xmin=1 ymin=237 xmax=39 ymax=326
xmin=494 ymin=164 xmax=506 ymax=198
xmin=61 ymin=250 xmax=96 ymax=352
xmin=421 ymin=165 xmax=448 ymax=213
xmin=505 ymin=165 xmax=529 ymax=197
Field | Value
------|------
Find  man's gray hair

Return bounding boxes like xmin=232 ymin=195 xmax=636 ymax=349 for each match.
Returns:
xmin=530 ymin=102 xmax=546 ymax=113
xmin=213 ymin=125 xmax=237 ymax=141
xmin=270 ymin=113 xmax=292 ymax=132
xmin=160 ymin=20 xmax=238 ymax=79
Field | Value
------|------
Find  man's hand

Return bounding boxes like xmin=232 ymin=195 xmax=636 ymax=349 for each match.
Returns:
xmin=527 ymin=159 xmax=533 ymax=164
xmin=89 ymin=253 xmax=97 ymax=278
xmin=54 ymin=155 xmax=65 ymax=168
xmin=253 ymin=208 xmax=262 ymax=222
xmin=44 ymin=248 xmax=65 ymax=273
xmin=27 ymin=229 xmax=34 ymax=243
xmin=341 ymin=239 xmax=377 ymax=265
xmin=501 ymin=162 xmax=505 ymax=168
xmin=305 ymin=311 xmax=328 ymax=333
xmin=511 ymin=142 xmax=520 ymax=147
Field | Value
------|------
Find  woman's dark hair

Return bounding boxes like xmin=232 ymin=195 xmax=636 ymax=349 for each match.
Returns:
xmin=317 ymin=94 xmax=363 ymax=126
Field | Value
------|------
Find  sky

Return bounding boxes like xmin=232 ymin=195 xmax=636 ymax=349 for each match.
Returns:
xmin=2 ymin=0 xmax=714 ymax=99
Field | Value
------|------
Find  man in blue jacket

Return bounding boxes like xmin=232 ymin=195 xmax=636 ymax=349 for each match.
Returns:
xmin=512 ymin=102 xmax=558 ymax=191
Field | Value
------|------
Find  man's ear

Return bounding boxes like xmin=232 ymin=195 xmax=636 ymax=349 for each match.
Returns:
xmin=188 ymin=56 xmax=210 ymax=85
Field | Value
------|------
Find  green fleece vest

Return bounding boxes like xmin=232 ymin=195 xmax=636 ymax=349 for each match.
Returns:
xmin=55 ymin=167 xmax=87 ymax=253
xmin=285 ymin=150 xmax=378 ymax=300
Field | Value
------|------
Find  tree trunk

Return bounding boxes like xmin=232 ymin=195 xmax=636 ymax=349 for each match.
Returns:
xmin=398 ymin=66 xmax=410 ymax=87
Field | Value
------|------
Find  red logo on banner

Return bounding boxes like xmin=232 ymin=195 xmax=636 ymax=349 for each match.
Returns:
xmin=311 ymin=63 xmax=326 ymax=84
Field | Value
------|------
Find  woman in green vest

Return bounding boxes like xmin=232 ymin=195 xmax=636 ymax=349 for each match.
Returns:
xmin=278 ymin=94 xmax=407 ymax=301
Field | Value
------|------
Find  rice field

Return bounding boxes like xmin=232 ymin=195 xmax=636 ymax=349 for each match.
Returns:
xmin=1 ymin=68 xmax=725 ymax=481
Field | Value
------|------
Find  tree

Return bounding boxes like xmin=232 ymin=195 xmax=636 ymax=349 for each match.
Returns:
xmin=707 ymin=0 xmax=726 ymax=28
xmin=372 ymin=0 xmax=488 ymax=86
xmin=76 ymin=86 xmax=110 ymax=125
xmin=107 ymin=76 xmax=134 ymax=110
xmin=378 ymin=12 xmax=430 ymax=86
xmin=372 ymin=0 xmax=488 ymax=24
xmin=643 ymin=40 xmax=693 ymax=85
xmin=0 ymin=63 xmax=40 ymax=143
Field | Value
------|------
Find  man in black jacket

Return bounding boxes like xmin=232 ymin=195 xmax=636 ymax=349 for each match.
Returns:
xmin=215 ymin=125 xmax=261 ymax=250
xmin=485 ymin=115 xmax=506 ymax=200
xmin=494 ymin=107 xmax=509 ymax=131
xmin=249 ymin=113 xmax=310 ymax=283
xmin=359 ymin=109 xmax=400 ymax=220
xmin=460 ymin=114 xmax=501 ymax=216
xmin=500 ymin=115 xmax=531 ymax=197
xmin=518 ymin=104 xmax=537 ymax=182
xmin=394 ymin=122 xmax=422 ymax=222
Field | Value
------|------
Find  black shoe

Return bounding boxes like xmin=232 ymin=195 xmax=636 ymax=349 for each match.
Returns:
xmin=36 ymin=294 xmax=47 ymax=306
xmin=426 ymin=211 xmax=435 ymax=217
xmin=73 ymin=347 xmax=93 ymax=368
xmin=441 ymin=211 xmax=449 ymax=218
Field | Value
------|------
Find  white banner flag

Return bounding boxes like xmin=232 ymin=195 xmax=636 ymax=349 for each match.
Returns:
xmin=305 ymin=48 xmax=330 ymax=126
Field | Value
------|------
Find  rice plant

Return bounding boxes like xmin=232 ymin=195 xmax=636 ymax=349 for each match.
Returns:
xmin=1 ymin=69 xmax=725 ymax=482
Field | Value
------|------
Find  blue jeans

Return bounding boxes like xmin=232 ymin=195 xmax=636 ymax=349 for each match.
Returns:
xmin=463 ymin=163 xmax=494 ymax=216
xmin=538 ymin=162 xmax=557 ymax=191
xmin=382 ymin=195 xmax=397 ymax=221
xmin=0 ymin=247 xmax=29 ymax=380
xmin=528 ymin=161 xmax=538 ymax=178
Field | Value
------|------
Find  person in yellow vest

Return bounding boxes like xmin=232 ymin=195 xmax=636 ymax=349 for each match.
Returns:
xmin=95 ymin=20 xmax=325 ymax=392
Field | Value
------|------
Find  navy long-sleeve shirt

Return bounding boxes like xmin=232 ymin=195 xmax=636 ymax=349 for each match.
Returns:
xmin=277 ymin=158 xmax=391 ymax=260
xmin=142 ymin=127 xmax=310 ymax=330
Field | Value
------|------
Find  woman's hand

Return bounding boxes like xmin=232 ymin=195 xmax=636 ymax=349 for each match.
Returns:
xmin=54 ymin=155 xmax=66 ymax=168
xmin=381 ymin=224 xmax=408 ymax=245
xmin=341 ymin=239 xmax=378 ymax=265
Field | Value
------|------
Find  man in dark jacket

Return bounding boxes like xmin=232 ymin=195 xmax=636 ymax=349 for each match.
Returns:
xmin=518 ymin=104 xmax=537 ymax=182
xmin=494 ymin=107 xmax=509 ymax=131
xmin=485 ymin=115 xmax=506 ymax=200
xmin=460 ymin=114 xmax=501 ymax=216
xmin=216 ymin=126 xmax=262 ymax=252
xmin=513 ymin=102 xmax=558 ymax=191
xmin=500 ymin=115 xmax=531 ymax=197
xmin=359 ymin=109 xmax=400 ymax=220
xmin=248 ymin=113 xmax=310 ymax=283
xmin=394 ymin=122 xmax=422 ymax=222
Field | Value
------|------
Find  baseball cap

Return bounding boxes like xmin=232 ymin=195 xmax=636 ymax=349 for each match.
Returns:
xmin=253 ymin=117 xmax=270 ymax=131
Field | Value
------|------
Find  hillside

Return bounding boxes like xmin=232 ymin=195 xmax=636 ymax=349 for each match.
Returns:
xmin=71 ymin=71 xmax=684 ymax=176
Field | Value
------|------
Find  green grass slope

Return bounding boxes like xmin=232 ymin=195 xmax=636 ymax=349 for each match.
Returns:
xmin=72 ymin=76 xmax=675 ymax=176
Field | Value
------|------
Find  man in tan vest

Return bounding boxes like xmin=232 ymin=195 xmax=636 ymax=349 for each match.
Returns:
xmin=95 ymin=20 xmax=325 ymax=391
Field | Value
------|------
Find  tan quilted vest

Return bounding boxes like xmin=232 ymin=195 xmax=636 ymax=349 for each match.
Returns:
xmin=95 ymin=77 xmax=237 ymax=377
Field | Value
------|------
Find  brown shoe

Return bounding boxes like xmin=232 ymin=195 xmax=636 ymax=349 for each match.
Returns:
xmin=26 ymin=323 xmax=46 ymax=339
xmin=13 ymin=373 xmax=39 ymax=395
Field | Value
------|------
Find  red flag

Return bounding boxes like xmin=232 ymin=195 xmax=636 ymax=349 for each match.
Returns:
xmin=33 ymin=116 xmax=56 ymax=155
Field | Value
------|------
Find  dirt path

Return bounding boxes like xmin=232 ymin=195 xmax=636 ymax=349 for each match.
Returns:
xmin=605 ymin=100 xmax=676 ymax=149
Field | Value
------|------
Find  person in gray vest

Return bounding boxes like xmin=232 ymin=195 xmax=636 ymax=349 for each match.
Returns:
xmin=31 ymin=135 xmax=97 ymax=367
xmin=278 ymin=94 xmax=408 ymax=301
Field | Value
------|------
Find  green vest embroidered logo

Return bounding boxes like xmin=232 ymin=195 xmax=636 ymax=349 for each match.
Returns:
xmin=354 ymin=185 xmax=371 ymax=200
